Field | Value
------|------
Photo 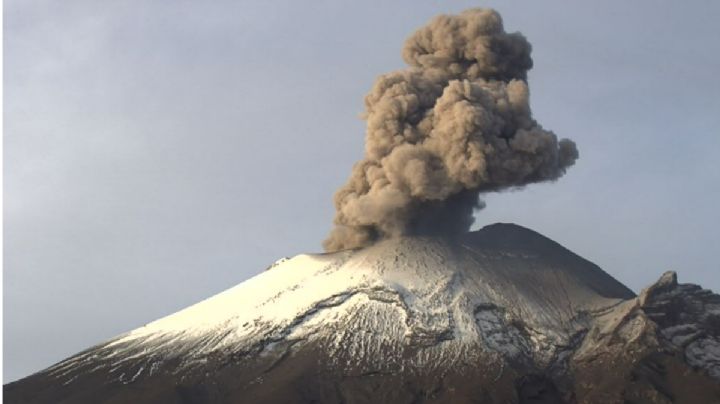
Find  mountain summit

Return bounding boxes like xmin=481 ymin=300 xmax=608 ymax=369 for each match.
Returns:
xmin=5 ymin=224 xmax=720 ymax=403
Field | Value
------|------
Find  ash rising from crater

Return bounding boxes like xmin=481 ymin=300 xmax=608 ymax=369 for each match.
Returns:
xmin=324 ymin=9 xmax=578 ymax=252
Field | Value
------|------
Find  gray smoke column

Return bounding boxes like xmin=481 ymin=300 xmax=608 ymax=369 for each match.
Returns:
xmin=324 ymin=8 xmax=578 ymax=252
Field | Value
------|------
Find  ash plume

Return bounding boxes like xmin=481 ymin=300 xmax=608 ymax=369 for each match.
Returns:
xmin=324 ymin=8 xmax=578 ymax=252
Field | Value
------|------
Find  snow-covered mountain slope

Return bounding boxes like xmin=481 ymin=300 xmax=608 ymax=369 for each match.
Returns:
xmin=5 ymin=224 xmax=720 ymax=404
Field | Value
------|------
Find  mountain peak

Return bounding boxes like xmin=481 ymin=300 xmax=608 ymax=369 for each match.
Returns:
xmin=5 ymin=224 xmax=719 ymax=403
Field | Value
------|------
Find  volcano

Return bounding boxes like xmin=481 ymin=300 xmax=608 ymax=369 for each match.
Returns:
xmin=5 ymin=223 xmax=720 ymax=403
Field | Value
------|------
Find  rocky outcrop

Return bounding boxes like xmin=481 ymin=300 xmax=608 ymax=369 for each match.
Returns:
xmin=570 ymin=271 xmax=720 ymax=403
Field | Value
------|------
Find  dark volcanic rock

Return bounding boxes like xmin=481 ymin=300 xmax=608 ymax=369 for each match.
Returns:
xmin=5 ymin=224 xmax=720 ymax=403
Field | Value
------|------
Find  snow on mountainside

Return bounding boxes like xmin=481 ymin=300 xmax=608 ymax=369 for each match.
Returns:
xmin=44 ymin=223 xmax=632 ymax=379
xmin=5 ymin=223 xmax=720 ymax=404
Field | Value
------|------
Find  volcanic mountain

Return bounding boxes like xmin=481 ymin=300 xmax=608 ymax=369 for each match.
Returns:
xmin=5 ymin=224 xmax=720 ymax=403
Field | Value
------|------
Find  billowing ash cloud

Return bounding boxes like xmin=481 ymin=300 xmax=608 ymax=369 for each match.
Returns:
xmin=324 ymin=8 xmax=578 ymax=252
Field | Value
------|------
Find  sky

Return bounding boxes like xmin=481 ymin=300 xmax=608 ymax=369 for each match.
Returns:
xmin=4 ymin=0 xmax=719 ymax=383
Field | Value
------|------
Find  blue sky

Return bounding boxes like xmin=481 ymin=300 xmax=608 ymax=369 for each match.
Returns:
xmin=4 ymin=0 xmax=719 ymax=382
